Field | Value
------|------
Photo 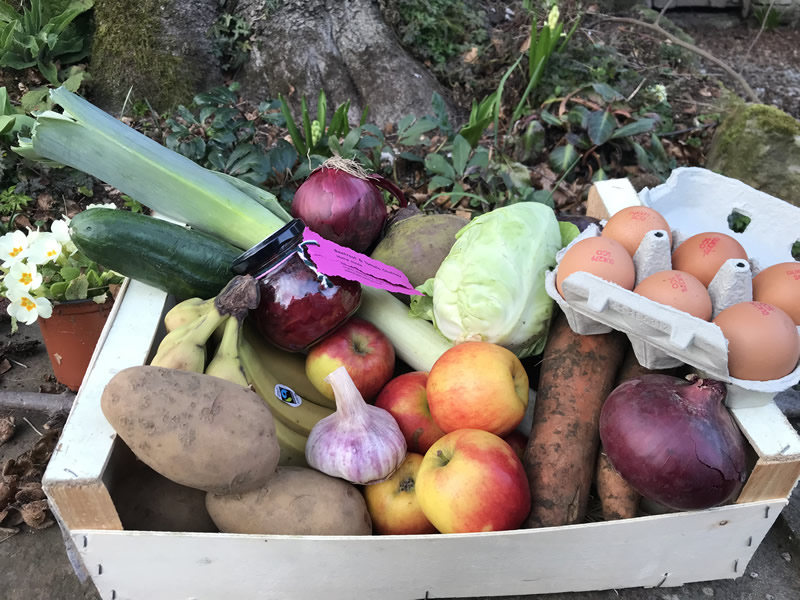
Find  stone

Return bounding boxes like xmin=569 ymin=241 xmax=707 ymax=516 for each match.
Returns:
xmin=706 ymin=103 xmax=800 ymax=208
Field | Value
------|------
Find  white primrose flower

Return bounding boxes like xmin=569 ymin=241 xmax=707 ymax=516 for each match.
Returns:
xmin=51 ymin=219 xmax=78 ymax=255
xmin=6 ymin=288 xmax=52 ymax=325
xmin=26 ymin=232 xmax=63 ymax=265
xmin=0 ymin=230 xmax=30 ymax=268
xmin=5 ymin=261 xmax=42 ymax=293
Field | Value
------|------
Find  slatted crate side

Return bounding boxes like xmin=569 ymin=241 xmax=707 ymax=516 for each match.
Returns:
xmin=43 ymin=278 xmax=172 ymax=531
xmin=72 ymin=498 xmax=785 ymax=600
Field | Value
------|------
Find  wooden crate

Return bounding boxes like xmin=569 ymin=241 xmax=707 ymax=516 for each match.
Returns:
xmin=43 ymin=182 xmax=800 ymax=600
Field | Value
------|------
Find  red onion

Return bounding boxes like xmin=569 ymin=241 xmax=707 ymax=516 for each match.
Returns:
xmin=291 ymin=158 xmax=407 ymax=252
xmin=599 ymin=374 xmax=747 ymax=511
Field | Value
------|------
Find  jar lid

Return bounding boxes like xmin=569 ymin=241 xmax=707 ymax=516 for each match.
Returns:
xmin=231 ymin=218 xmax=305 ymax=275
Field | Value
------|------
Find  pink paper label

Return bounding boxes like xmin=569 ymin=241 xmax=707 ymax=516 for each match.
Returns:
xmin=302 ymin=228 xmax=422 ymax=295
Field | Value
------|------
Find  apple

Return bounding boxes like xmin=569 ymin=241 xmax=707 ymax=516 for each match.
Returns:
xmin=503 ymin=430 xmax=528 ymax=462
xmin=375 ymin=372 xmax=446 ymax=454
xmin=363 ymin=453 xmax=438 ymax=535
xmin=416 ymin=429 xmax=530 ymax=534
xmin=426 ymin=341 xmax=528 ymax=437
xmin=306 ymin=317 xmax=395 ymax=402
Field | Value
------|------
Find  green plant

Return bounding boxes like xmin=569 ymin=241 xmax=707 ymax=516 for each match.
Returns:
xmin=0 ymin=184 xmax=31 ymax=216
xmin=753 ymin=5 xmax=781 ymax=30
xmin=0 ymin=207 xmax=124 ymax=330
xmin=0 ymin=86 xmax=33 ymax=140
xmin=19 ymin=64 xmax=89 ymax=112
xmin=164 ymin=83 xmax=298 ymax=187
xmin=535 ymin=82 xmax=673 ymax=181
xmin=278 ymin=90 xmax=363 ymax=159
xmin=0 ymin=0 xmax=94 ymax=84
xmin=210 ymin=12 xmax=252 ymax=73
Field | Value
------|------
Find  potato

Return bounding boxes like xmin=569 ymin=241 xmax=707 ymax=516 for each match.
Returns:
xmin=101 ymin=366 xmax=279 ymax=495
xmin=206 ymin=466 xmax=372 ymax=536
xmin=370 ymin=214 xmax=468 ymax=287
xmin=114 ymin=461 xmax=217 ymax=532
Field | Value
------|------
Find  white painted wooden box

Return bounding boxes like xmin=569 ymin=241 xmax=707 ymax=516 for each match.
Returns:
xmin=42 ymin=182 xmax=800 ymax=600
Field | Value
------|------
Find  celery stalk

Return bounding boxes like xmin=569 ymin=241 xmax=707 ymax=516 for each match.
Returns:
xmin=357 ymin=286 xmax=453 ymax=372
xmin=13 ymin=87 xmax=284 ymax=249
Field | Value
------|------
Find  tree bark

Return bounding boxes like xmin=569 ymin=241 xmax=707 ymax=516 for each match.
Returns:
xmin=235 ymin=0 xmax=454 ymax=126
xmin=90 ymin=0 xmax=223 ymax=113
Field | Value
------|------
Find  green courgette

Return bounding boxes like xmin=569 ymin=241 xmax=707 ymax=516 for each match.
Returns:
xmin=69 ymin=209 xmax=241 ymax=300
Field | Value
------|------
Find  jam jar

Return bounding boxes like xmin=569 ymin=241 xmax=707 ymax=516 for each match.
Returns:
xmin=232 ymin=219 xmax=362 ymax=352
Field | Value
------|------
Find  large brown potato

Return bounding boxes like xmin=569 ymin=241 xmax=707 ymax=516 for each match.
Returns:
xmin=102 ymin=366 xmax=279 ymax=495
xmin=206 ymin=467 xmax=372 ymax=536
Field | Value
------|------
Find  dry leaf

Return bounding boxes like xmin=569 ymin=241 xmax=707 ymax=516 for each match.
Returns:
xmin=463 ymin=46 xmax=479 ymax=64
xmin=0 ymin=359 xmax=11 ymax=376
xmin=15 ymin=483 xmax=46 ymax=505
xmin=519 ymin=35 xmax=531 ymax=54
xmin=20 ymin=500 xmax=50 ymax=529
xmin=0 ymin=477 xmax=17 ymax=508
xmin=699 ymin=87 xmax=712 ymax=97
xmin=36 ymin=193 xmax=53 ymax=211
xmin=0 ymin=416 xmax=14 ymax=446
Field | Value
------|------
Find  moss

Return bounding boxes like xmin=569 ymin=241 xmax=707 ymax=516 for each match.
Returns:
xmin=707 ymin=104 xmax=800 ymax=207
xmin=90 ymin=0 xmax=196 ymax=112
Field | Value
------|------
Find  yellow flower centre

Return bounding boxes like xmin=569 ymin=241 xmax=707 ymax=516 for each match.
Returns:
xmin=18 ymin=273 xmax=32 ymax=285
xmin=47 ymin=249 xmax=57 ymax=257
xmin=9 ymin=246 xmax=23 ymax=257
xmin=20 ymin=297 xmax=35 ymax=312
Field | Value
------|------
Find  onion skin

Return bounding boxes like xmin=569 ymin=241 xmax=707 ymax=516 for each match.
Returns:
xmin=599 ymin=374 xmax=747 ymax=511
xmin=291 ymin=167 xmax=387 ymax=252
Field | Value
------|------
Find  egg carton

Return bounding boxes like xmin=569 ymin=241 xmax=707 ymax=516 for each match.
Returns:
xmin=544 ymin=168 xmax=800 ymax=406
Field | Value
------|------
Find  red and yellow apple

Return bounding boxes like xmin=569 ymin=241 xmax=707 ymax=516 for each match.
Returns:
xmin=416 ymin=429 xmax=531 ymax=534
xmin=503 ymin=430 xmax=528 ymax=462
xmin=306 ymin=317 xmax=395 ymax=402
xmin=426 ymin=341 xmax=528 ymax=436
xmin=375 ymin=372 xmax=446 ymax=454
xmin=362 ymin=453 xmax=438 ymax=535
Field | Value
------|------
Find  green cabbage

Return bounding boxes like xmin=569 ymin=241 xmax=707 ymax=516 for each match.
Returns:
xmin=410 ymin=203 xmax=567 ymax=357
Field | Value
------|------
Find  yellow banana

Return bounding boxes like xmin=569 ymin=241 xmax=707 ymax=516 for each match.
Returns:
xmin=205 ymin=317 xmax=248 ymax=387
xmin=239 ymin=337 xmax=333 ymax=437
xmin=242 ymin=326 xmax=337 ymax=410
xmin=151 ymin=308 xmax=228 ymax=372
xmin=274 ymin=419 xmax=309 ymax=468
xmin=164 ymin=297 xmax=214 ymax=332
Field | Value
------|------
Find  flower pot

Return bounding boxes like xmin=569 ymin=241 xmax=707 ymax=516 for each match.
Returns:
xmin=37 ymin=298 xmax=115 ymax=392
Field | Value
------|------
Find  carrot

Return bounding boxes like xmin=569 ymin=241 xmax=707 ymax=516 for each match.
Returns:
xmin=523 ymin=311 xmax=626 ymax=528
xmin=594 ymin=347 xmax=681 ymax=521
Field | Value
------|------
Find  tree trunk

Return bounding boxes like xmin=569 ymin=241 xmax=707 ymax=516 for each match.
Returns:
xmin=235 ymin=0 xmax=454 ymax=126
xmin=90 ymin=0 xmax=223 ymax=113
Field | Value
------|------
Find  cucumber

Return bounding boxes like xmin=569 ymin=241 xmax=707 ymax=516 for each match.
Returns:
xmin=69 ymin=209 xmax=242 ymax=300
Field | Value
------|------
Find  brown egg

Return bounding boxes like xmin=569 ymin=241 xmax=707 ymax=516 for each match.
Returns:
xmin=556 ymin=236 xmax=636 ymax=297
xmin=634 ymin=270 xmax=712 ymax=320
xmin=713 ymin=301 xmax=800 ymax=381
xmin=752 ymin=262 xmax=800 ymax=325
xmin=671 ymin=232 xmax=748 ymax=287
xmin=602 ymin=206 xmax=673 ymax=257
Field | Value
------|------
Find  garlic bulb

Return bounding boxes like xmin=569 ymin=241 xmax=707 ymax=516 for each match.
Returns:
xmin=305 ymin=366 xmax=407 ymax=484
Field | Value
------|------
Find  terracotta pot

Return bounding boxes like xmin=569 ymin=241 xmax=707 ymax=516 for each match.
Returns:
xmin=37 ymin=298 xmax=115 ymax=391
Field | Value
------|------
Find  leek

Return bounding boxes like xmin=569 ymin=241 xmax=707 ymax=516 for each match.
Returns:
xmin=357 ymin=286 xmax=452 ymax=372
xmin=13 ymin=88 xmax=454 ymax=365
xmin=13 ymin=87 xmax=285 ymax=249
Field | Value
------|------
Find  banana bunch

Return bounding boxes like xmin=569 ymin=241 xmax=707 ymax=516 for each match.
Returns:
xmin=153 ymin=285 xmax=336 ymax=468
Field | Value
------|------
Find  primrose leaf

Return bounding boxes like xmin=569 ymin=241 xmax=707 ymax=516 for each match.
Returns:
xmin=428 ymin=175 xmax=454 ymax=192
xmin=48 ymin=281 xmax=68 ymax=298
xmin=548 ymin=144 xmax=579 ymax=174
xmin=60 ymin=266 xmax=81 ymax=282
xmin=64 ymin=274 xmax=89 ymax=300
xmin=586 ymin=110 xmax=616 ymax=146
xmin=451 ymin=135 xmax=471 ymax=177
xmin=424 ymin=153 xmax=456 ymax=179
xmin=611 ymin=118 xmax=656 ymax=139
xmin=591 ymin=83 xmax=624 ymax=102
